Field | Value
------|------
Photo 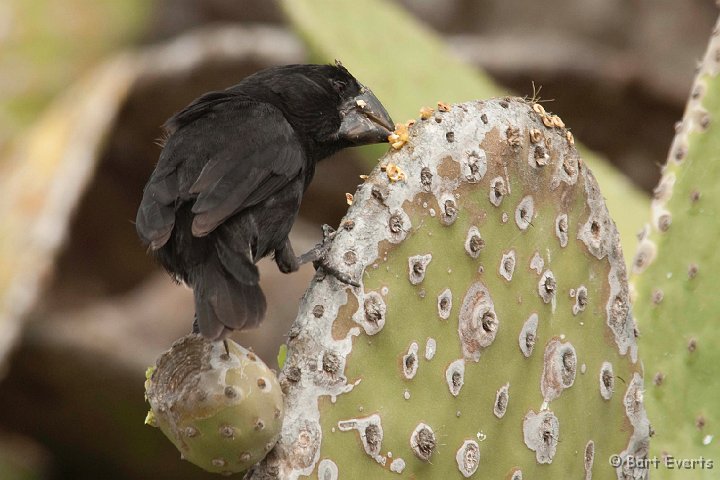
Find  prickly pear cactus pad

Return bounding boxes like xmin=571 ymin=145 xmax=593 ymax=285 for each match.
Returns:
xmin=249 ymin=99 xmax=649 ymax=479
xmin=630 ymin=17 xmax=720 ymax=478
xmin=145 ymin=334 xmax=283 ymax=475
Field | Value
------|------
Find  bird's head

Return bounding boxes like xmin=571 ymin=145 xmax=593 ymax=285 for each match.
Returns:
xmin=328 ymin=62 xmax=395 ymax=146
xmin=241 ymin=62 xmax=394 ymax=154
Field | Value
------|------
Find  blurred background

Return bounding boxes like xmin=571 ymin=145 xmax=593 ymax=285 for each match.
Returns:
xmin=0 ymin=0 xmax=716 ymax=478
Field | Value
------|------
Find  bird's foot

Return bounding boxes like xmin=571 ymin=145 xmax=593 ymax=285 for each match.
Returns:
xmin=313 ymin=259 xmax=361 ymax=288
xmin=275 ymin=239 xmax=300 ymax=273
xmin=298 ymin=224 xmax=360 ymax=288
xmin=298 ymin=224 xmax=335 ymax=264
xmin=193 ymin=315 xmax=230 ymax=356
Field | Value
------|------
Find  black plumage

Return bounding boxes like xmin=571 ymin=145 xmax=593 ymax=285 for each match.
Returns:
xmin=136 ymin=63 xmax=394 ymax=340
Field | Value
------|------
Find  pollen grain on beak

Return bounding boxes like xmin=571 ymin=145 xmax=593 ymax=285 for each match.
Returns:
xmin=389 ymin=122 xmax=410 ymax=150
xmin=356 ymin=99 xmax=367 ymax=108
xmin=346 ymin=193 xmax=354 ymax=205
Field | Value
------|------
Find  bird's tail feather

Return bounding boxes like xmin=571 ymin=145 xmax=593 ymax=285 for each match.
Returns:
xmin=193 ymin=255 xmax=266 ymax=340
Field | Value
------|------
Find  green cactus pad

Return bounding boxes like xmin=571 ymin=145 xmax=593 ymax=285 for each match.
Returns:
xmin=145 ymin=334 xmax=284 ymax=475
xmin=630 ymin=18 xmax=720 ymax=479
xmin=248 ymin=99 xmax=648 ymax=479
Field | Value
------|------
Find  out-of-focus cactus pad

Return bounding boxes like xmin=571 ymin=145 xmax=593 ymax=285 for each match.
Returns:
xmin=630 ymin=17 xmax=720 ymax=479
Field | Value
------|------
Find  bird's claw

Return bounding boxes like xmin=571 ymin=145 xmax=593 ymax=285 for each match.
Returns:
xmin=321 ymin=224 xmax=337 ymax=241
xmin=298 ymin=224 xmax=360 ymax=288
xmin=192 ymin=316 xmax=231 ymax=356
xmin=313 ymin=258 xmax=361 ymax=288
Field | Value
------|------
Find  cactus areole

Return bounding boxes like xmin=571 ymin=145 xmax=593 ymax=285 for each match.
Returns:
xmin=240 ymin=98 xmax=649 ymax=478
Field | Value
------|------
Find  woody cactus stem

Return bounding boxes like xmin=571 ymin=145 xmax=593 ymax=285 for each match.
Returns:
xmin=630 ymin=15 xmax=720 ymax=479
xmin=249 ymin=99 xmax=648 ymax=479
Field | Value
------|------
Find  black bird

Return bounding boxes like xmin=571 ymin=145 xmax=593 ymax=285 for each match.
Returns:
xmin=136 ymin=63 xmax=394 ymax=340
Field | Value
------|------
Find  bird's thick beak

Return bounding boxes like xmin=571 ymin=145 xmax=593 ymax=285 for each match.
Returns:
xmin=338 ymin=88 xmax=394 ymax=145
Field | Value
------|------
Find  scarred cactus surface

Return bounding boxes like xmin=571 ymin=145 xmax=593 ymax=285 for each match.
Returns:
xmin=145 ymin=334 xmax=283 ymax=475
xmin=248 ymin=99 xmax=649 ymax=479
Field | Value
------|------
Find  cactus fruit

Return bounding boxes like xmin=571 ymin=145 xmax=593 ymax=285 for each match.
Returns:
xmin=630 ymin=16 xmax=720 ymax=478
xmin=145 ymin=334 xmax=283 ymax=475
xmin=248 ymin=99 xmax=649 ymax=479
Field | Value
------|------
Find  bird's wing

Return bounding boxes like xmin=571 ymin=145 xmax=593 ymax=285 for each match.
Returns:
xmin=135 ymin=166 xmax=179 ymax=250
xmin=135 ymin=96 xmax=305 ymax=248
xmin=187 ymin=101 xmax=306 ymax=236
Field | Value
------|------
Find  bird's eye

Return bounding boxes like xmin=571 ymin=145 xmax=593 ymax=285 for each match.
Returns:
xmin=332 ymin=80 xmax=347 ymax=94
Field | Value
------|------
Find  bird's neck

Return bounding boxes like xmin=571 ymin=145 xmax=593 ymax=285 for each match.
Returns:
xmin=300 ymin=137 xmax=350 ymax=192
xmin=309 ymin=135 xmax=350 ymax=163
